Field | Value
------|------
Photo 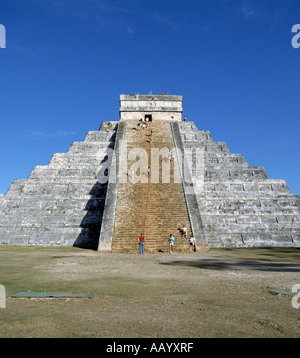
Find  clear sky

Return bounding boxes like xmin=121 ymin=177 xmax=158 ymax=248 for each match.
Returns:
xmin=0 ymin=0 xmax=299 ymax=194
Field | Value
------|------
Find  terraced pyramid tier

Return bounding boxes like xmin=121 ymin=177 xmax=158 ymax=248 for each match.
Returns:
xmin=0 ymin=121 xmax=118 ymax=250
xmin=177 ymin=121 xmax=300 ymax=248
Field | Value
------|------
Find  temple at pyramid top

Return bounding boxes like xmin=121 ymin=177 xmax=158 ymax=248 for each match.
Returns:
xmin=119 ymin=94 xmax=183 ymax=121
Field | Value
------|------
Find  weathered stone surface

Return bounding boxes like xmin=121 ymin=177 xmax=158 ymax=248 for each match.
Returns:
xmin=178 ymin=121 xmax=300 ymax=248
xmin=0 ymin=121 xmax=118 ymax=249
xmin=120 ymin=94 xmax=183 ymax=122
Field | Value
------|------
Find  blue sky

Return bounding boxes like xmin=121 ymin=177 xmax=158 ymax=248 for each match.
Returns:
xmin=0 ymin=0 xmax=299 ymax=194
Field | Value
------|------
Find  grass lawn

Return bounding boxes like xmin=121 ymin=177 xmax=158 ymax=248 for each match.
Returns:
xmin=0 ymin=245 xmax=299 ymax=338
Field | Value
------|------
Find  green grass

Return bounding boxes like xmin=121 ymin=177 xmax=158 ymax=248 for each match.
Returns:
xmin=0 ymin=245 xmax=299 ymax=338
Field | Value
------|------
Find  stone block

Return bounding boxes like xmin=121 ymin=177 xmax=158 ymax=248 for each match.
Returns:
xmin=271 ymin=182 xmax=291 ymax=193
xmin=1 ymin=235 xmax=30 ymax=246
xmin=292 ymin=232 xmax=300 ymax=243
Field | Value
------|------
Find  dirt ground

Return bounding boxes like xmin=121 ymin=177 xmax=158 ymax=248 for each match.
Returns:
xmin=0 ymin=245 xmax=299 ymax=338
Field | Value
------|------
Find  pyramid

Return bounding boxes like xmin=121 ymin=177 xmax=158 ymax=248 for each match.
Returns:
xmin=0 ymin=94 xmax=299 ymax=251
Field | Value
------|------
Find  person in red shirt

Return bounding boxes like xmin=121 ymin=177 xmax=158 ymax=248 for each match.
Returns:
xmin=138 ymin=233 xmax=145 ymax=254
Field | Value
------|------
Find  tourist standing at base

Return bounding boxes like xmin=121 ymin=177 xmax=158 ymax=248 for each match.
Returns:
xmin=189 ymin=236 xmax=196 ymax=252
xmin=138 ymin=233 xmax=145 ymax=254
xmin=168 ymin=234 xmax=175 ymax=253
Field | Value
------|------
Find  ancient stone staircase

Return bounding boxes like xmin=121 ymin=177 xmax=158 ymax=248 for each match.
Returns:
xmin=112 ymin=120 xmax=192 ymax=253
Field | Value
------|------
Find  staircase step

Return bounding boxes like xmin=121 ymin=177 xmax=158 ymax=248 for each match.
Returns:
xmin=112 ymin=120 xmax=193 ymax=253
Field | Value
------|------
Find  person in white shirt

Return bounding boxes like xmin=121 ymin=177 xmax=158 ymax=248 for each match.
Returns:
xmin=189 ymin=236 xmax=196 ymax=252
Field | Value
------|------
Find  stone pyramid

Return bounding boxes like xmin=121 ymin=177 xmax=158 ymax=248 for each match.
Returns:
xmin=0 ymin=94 xmax=299 ymax=251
